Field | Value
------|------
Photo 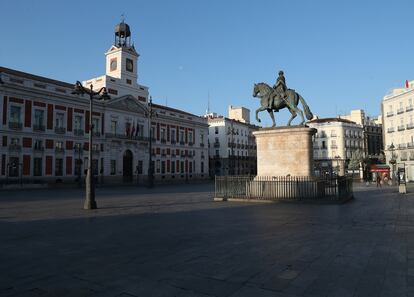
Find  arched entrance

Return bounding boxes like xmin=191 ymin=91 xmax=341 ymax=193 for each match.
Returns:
xmin=123 ymin=150 xmax=133 ymax=181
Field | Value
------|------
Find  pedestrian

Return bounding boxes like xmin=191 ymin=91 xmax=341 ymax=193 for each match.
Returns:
xmin=376 ymin=174 xmax=381 ymax=188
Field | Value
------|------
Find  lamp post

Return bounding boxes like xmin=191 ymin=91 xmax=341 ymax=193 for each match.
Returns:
xmin=147 ymin=96 xmax=156 ymax=188
xmin=72 ymin=81 xmax=110 ymax=209
xmin=389 ymin=142 xmax=396 ymax=184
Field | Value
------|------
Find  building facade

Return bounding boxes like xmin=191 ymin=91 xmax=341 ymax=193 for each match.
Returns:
xmin=382 ymin=80 xmax=414 ymax=180
xmin=0 ymin=21 xmax=209 ymax=185
xmin=339 ymin=109 xmax=383 ymax=159
xmin=308 ymin=118 xmax=364 ymax=176
xmin=207 ymin=106 xmax=259 ymax=176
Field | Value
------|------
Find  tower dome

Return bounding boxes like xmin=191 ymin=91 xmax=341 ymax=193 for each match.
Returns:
xmin=115 ymin=21 xmax=131 ymax=38
xmin=114 ymin=21 xmax=132 ymax=47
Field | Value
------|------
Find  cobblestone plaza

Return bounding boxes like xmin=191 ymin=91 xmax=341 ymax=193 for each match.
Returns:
xmin=1 ymin=183 xmax=414 ymax=297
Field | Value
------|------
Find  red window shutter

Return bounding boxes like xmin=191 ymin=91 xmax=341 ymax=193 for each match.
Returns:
xmin=45 ymin=156 xmax=53 ymax=175
xmin=67 ymin=108 xmax=73 ymax=132
xmin=47 ymin=104 xmax=54 ymax=129
xmin=45 ymin=139 xmax=54 ymax=149
xmin=156 ymin=148 xmax=160 ymax=155
xmin=2 ymin=96 xmax=7 ymax=125
xmin=24 ymin=100 xmax=32 ymax=128
xmin=66 ymin=157 xmax=73 ymax=175
xmin=66 ymin=141 xmax=73 ymax=150
xmin=23 ymin=137 xmax=32 ymax=148
xmin=23 ymin=155 xmax=30 ymax=175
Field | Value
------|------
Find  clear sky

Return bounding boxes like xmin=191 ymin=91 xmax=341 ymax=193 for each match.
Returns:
xmin=1 ymin=0 xmax=413 ymax=126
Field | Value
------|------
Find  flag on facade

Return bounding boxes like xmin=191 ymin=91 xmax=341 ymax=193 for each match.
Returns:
xmin=125 ymin=122 xmax=130 ymax=136
xmin=135 ymin=120 xmax=139 ymax=136
xmin=131 ymin=121 xmax=136 ymax=138
xmin=406 ymin=80 xmax=410 ymax=88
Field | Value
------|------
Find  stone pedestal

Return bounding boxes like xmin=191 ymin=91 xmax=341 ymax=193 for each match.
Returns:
xmin=253 ymin=126 xmax=316 ymax=177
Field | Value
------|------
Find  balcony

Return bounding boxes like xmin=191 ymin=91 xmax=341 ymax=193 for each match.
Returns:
xmin=92 ymin=131 xmax=101 ymax=137
xmin=200 ymin=143 xmax=204 ymax=147
xmin=179 ymin=141 xmax=185 ymax=145
xmin=214 ymin=142 xmax=220 ymax=148
xmin=8 ymin=144 xmax=21 ymax=151
xmin=330 ymin=134 xmax=337 ymax=137
xmin=188 ymin=142 xmax=194 ymax=146
xmin=387 ymin=127 xmax=395 ymax=133
xmin=398 ymin=144 xmax=406 ymax=149
xmin=171 ymin=140 xmax=176 ymax=145
xmin=407 ymin=123 xmax=414 ymax=130
xmin=331 ymin=145 xmax=338 ymax=149
xmin=74 ymin=129 xmax=84 ymax=136
xmin=160 ymin=139 xmax=166 ymax=144
xmin=180 ymin=152 xmax=185 ymax=158
xmin=92 ymin=148 xmax=101 ymax=155
xmin=104 ymin=133 xmax=149 ymax=142
xmin=401 ymin=156 xmax=408 ymax=161
xmin=408 ymin=142 xmax=414 ymax=148
xmin=55 ymin=147 xmax=65 ymax=153
xmin=33 ymin=124 xmax=45 ymax=132
xmin=201 ymin=155 xmax=205 ymax=159
xmin=398 ymin=125 xmax=405 ymax=131
xmin=55 ymin=127 xmax=66 ymax=134
xmin=397 ymin=108 xmax=405 ymax=114
xmin=33 ymin=146 xmax=44 ymax=152
xmin=407 ymin=105 xmax=414 ymax=112
xmin=74 ymin=147 xmax=83 ymax=154
xmin=8 ymin=122 xmax=22 ymax=130
xmin=386 ymin=111 xmax=394 ymax=117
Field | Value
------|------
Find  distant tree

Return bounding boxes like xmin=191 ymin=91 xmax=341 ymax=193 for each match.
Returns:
xmin=348 ymin=150 xmax=364 ymax=170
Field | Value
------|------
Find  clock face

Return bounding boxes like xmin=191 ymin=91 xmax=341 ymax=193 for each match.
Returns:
xmin=110 ymin=58 xmax=117 ymax=71
xmin=126 ymin=58 xmax=133 ymax=72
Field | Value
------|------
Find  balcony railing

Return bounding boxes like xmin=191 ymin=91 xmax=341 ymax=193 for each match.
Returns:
xmin=104 ymin=133 xmax=149 ymax=142
xmin=397 ymin=108 xmax=405 ymax=114
xmin=387 ymin=127 xmax=395 ymax=133
xmin=55 ymin=147 xmax=65 ymax=153
xmin=330 ymin=134 xmax=337 ymax=138
xmin=171 ymin=140 xmax=176 ymax=144
xmin=8 ymin=144 xmax=21 ymax=151
xmin=33 ymin=124 xmax=45 ymax=131
xmin=55 ymin=127 xmax=66 ymax=134
xmin=8 ymin=122 xmax=22 ymax=130
xmin=92 ymin=131 xmax=101 ymax=137
xmin=386 ymin=111 xmax=394 ymax=117
xmin=401 ymin=156 xmax=408 ymax=161
xmin=188 ymin=142 xmax=194 ymax=146
xmin=214 ymin=142 xmax=220 ymax=148
xmin=398 ymin=125 xmax=405 ymax=131
xmin=33 ymin=146 xmax=44 ymax=152
xmin=74 ymin=129 xmax=84 ymax=136
xmin=407 ymin=105 xmax=414 ymax=112
xmin=398 ymin=144 xmax=406 ymax=149
xmin=331 ymin=145 xmax=338 ymax=149
xmin=407 ymin=123 xmax=414 ymax=130
xmin=200 ymin=143 xmax=205 ymax=147
xmin=408 ymin=142 xmax=414 ymax=148
xmin=179 ymin=141 xmax=185 ymax=145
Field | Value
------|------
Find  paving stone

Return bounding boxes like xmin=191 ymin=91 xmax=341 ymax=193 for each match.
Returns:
xmin=0 ymin=183 xmax=413 ymax=297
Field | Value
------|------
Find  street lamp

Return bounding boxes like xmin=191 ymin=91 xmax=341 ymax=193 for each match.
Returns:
xmin=72 ymin=81 xmax=110 ymax=209
xmin=389 ymin=142 xmax=397 ymax=183
xmin=147 ymin=96 xmax=157 ymax=188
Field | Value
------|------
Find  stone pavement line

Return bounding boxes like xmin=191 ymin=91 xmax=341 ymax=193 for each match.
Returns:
xmin=1 ymin=183 xmax=414 ymax=296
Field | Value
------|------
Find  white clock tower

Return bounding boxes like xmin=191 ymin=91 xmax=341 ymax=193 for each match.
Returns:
xmin=83 ymin=20 xmax=149 ymax=102
xmin=105 ymin=21 xmax=139 ymax=83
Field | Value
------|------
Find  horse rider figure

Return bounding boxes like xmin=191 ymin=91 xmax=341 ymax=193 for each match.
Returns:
xmin=268 ymin=70 xmax=288 ymax=109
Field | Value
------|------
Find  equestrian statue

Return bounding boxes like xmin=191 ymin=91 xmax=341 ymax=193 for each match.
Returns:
xmin=253 ymin=71 xmax=313 ymax=127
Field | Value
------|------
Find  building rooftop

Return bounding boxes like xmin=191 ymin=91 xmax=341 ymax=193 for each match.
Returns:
xmin=308 ymin=117 xmax=357 ymax=124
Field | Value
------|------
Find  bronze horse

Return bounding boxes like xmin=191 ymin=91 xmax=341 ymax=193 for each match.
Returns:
xmin=253 ymin=82 xmax=313 ymax=126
